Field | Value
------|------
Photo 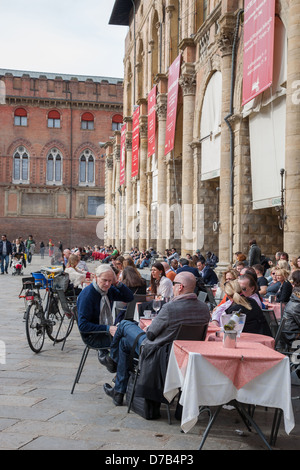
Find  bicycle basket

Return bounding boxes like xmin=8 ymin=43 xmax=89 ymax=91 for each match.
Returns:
xmin=32 ymin=272 xmax=53 ymax=289
xmin=52 ymin=272 xmax=70 ymax=292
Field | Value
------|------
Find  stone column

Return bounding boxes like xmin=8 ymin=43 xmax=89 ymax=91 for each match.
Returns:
xmin=217 ymin=13 xmax=236 ymax=265
xmin=113 ymin=134 xmax=121 ymax=249
xmin=179 ymin=42 xmax=197 ymax=257
xmin=139 ymin=100 xmax=148 ymax=251
xmin=104 ymin=142 xmax=114 ymax=246
xmin=284 ymin=0 xmax=300 ymax=258
xmin=155 ymin=74 xmax=168 ymax=255
xmin=124 ymin=118 xmax=133 ymax=252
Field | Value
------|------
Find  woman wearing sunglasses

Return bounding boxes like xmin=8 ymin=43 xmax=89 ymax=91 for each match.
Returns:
xmin=266 ymin=269 xmax=281 ymax=296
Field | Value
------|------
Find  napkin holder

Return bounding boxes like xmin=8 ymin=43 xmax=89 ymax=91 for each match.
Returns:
xmin=223 ymin=330 xmax=237 ymax=348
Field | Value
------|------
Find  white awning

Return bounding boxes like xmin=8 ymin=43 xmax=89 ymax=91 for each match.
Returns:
xmin=200 ymin=71 xmax=222 ymax=181
xmin=249 ymin=94 xmax=286 ymax=209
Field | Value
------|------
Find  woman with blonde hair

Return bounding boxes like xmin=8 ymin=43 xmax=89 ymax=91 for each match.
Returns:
xmin=275 ymin=267 xmax=293 ymax=303
xmin=65 ymin=254 xmax=86 ymax=293
xmin=213 ymin=280 xmax=272 ymax=336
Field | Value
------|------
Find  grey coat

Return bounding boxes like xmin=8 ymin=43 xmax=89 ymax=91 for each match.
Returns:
xmin=248 ymin=243 xmax=261 ymax=266
xmin=142 ymin=293 xmax=210 ymax=355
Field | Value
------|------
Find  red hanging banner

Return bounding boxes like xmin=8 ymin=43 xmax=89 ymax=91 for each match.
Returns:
xmin=132 ymin=107 xmax=140 ymax=178
xmin=148 ymin=85 xmax=157 ymax=158
xmin=242 ymin=0 xmax=276 ymax=105
xmin=165 ymin=54 xmax=182 ymax=156
xmin=120 ymin=123 xmax=126 ymax=186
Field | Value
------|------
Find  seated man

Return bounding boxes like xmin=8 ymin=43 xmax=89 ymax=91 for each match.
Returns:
xmin=101 ymin=271 xmax=210 ymax=406
xmin=253 ymin=264 xmax=268 ymax=297
xmin=197 ymin=256 xmax=218 ymax=286
xmin=76 ymin=265 xmax=134 ymax=357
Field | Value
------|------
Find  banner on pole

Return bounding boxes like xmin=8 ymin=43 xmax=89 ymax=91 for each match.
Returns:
xmin=165 ymin=54 xmax=182 ymax=156
xmin=148 ymin=85 xmax=157 ymax=158
xmin=242 ymin=0 xmax=276 ymax=105
xmin=120 ymin=124 xmax=126 ymax=186
xmin=132 ymin=107 xmax=140 ymax=178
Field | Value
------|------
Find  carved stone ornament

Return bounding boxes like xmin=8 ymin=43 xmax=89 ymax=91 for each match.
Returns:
xmin=179 ymin=74 xmax=197 ymax=96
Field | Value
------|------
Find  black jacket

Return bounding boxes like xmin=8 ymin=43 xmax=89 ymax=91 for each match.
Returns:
xmin=0 ymin=240 xmax=13 ymax=256
xmin=226 ymin=298 xmax=272 ymax=336
xmin=276 ymin=281 xmax=293 ymax=303
xmin=281 ymin=291 xmax=300 ymax=346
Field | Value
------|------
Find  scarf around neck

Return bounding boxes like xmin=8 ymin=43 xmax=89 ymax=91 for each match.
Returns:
xmin=93 ymin=279 xmax=113 ymax=326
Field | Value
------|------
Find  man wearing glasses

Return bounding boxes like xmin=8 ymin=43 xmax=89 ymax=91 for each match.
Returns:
xmin=101 ymin=271 xmax=210 ymax=406
xmin=0 ymin=235 xmax=12 ymax=274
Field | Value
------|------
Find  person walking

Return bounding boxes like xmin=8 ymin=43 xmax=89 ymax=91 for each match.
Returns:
xmin=0 ymin=234 xmax=13 ymax=274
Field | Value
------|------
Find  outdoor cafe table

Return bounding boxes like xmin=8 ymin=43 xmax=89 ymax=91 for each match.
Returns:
xmin=207 ymin=331 xmax=275 ymax=349
xmin=163 ymin=340 xmax=295 ymax=449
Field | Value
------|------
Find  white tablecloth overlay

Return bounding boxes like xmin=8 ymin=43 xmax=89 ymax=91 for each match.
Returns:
xmin=164 ymin=345 xmax=295 ymax=435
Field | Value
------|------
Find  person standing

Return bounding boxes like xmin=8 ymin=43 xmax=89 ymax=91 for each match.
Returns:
xmin=248 ymin=239 xmax=261 ymax=266
xmin=25 ymin=235 xmax=35 ymax=264
xmin=0 ymin=234 xmax=13 ymax=274
xmin=40 ymin=241 xmax=45 ymax=259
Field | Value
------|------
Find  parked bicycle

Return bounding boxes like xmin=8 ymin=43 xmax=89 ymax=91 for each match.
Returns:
xmin=19 ymin=267 xmax=77 ymax=353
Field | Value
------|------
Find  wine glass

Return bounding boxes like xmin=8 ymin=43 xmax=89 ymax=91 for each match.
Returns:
xmin=152 ymin=299 xmax=161 ymax=316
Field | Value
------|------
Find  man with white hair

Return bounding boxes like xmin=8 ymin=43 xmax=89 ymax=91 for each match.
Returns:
xmin=77 ymin=265 xmax=134 ymax=357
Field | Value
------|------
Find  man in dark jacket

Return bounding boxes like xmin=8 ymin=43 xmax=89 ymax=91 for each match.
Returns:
xmin=101 ymin=272 xmax=210 ymax=406
xmin=0 ymin=235 xmax=13 ymax=274
xmin=197 ymin=256 xmax=218 ymax=286
xmin=248 ymin=239 xmax=261 ymax=266
xmin=77 ymin=265 xmax=134 ymax=353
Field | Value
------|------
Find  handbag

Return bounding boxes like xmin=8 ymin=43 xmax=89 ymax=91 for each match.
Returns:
xmin=125 ymin=372 xmax=161 ymax=420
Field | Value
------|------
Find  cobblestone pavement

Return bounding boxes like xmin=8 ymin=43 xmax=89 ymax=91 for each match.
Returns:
xmin=0 ymin=255 xmax=299 ymax=451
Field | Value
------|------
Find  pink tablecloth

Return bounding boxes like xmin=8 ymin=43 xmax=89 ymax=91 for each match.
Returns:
xmin=207 ymin=331 xmax=275 ymax=349
xmin=173 ymin=340 xmax=284 ymax=390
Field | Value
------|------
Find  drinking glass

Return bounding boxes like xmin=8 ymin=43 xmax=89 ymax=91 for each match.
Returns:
xmin=152 ymin=299 xmax=161 ymax=315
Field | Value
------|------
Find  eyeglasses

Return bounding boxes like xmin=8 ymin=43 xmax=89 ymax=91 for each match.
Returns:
xmin=173 ymin=281 xmax=184 ymax=287
xmin=241 ymin=287 xmax=249 ymax=291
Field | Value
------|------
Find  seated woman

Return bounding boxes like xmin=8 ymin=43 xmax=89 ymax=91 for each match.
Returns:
xmin=266 ymin=269 xmax=281 ymax=296
xmin=222 ymin=280 xmax=272 ymax=336
xmin=113 ymin=256 xmax=125 ymax=281
xmin=215 ymin=268 xmax=239 ymax=305
xmin=275 ymin=267 xmax=293 ymax=303
xmin=149 ymin=262 xmax=173 ymax=300
xmin=65 ymin=254 xmax=86 ymax=295
xmin=280 ymin=270 xmax=300 ymax=348
xmin=114 ymin=266 xmax=147 ymax=323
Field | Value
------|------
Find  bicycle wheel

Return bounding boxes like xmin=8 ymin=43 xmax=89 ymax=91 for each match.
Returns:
xmin=25 ymin=302 xmax=45 ymax=353
xmin=45 ymin=293 xmax=75 ymax=343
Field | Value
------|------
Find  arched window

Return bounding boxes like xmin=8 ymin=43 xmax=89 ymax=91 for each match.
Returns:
xmin=14 ymin=108 xmax=27 ymax=126
xmin=46 ymin=148 xmax=62 ymax=184
xmin=79 ymin=150 xmax=95 ymax=185
xmin=13 ymin=146 xmax=29 ymax=183
xmin=112 ymin=114 xmax=123 ymax=131
xmin=81 ymin=112 xmax=94 ymax=130
xmin=48 ymin=110 xmax=61 ymax=128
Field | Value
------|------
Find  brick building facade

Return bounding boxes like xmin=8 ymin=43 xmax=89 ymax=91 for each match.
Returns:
xmin=0 ymin=69 xmax=123 ymax=250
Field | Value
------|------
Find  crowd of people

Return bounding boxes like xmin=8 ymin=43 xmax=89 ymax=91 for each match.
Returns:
xmin=74 ymin=238 xmax=300 ymax=410
xmin=2 ymin=231 xmax=300 ymax=407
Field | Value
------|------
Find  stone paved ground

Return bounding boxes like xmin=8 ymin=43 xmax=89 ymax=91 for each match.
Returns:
xmin=0 ymin=255 xmax=299 ymax=451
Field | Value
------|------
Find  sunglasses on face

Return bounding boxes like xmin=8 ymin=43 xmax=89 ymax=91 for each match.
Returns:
xmin=173 ymin=281 xmax=184 ymax=287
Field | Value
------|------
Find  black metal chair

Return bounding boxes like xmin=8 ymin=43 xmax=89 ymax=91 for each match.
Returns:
xmin=262 ymin=309 xmax=279 ymax=338
xmin=124 ymin=293 xmax=155 ymax=321
xmin=71 ymin=329 xmax=111 ymax=394
xmin=127 ymin=322 xmax=208 ymax=423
